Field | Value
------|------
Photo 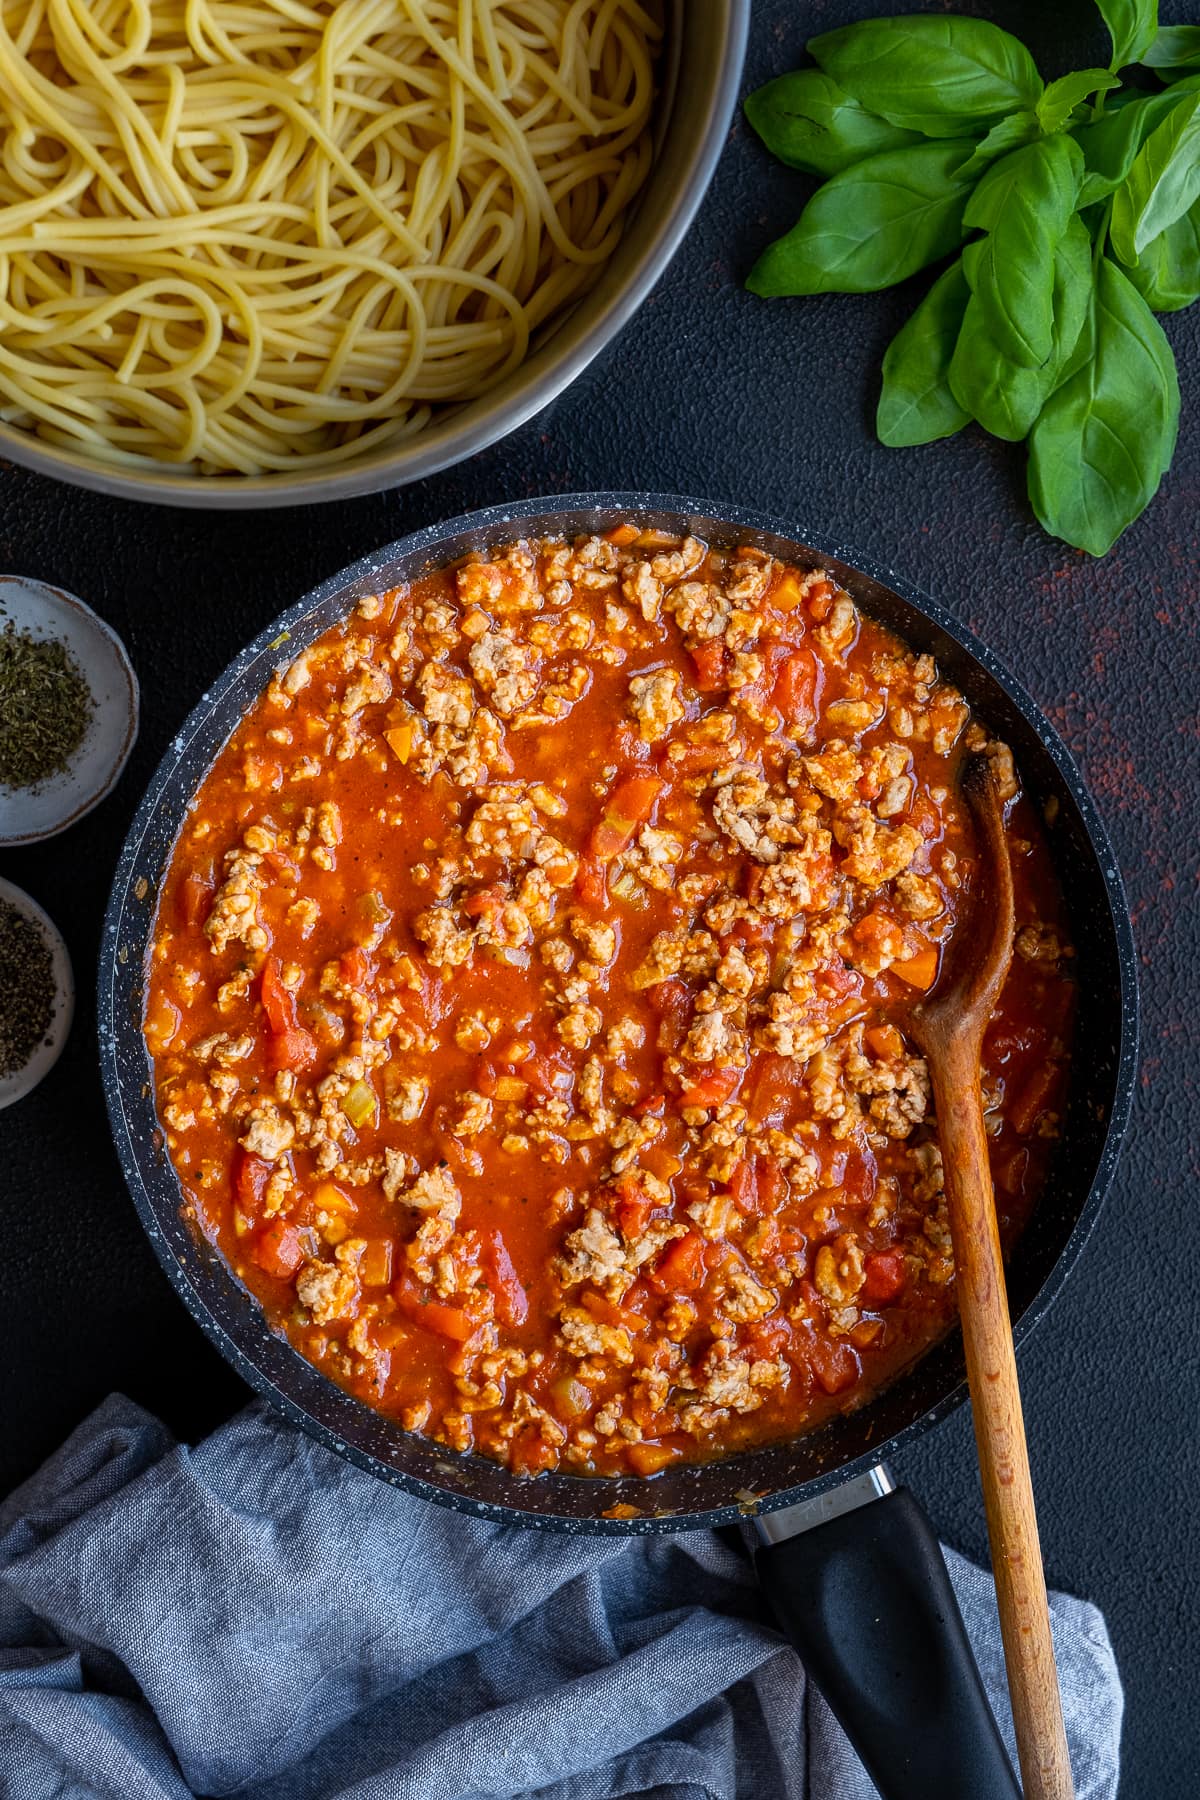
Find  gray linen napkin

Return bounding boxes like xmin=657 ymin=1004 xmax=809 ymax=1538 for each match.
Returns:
xmin=0 ymin=1394 xmax=1121 ymax=1799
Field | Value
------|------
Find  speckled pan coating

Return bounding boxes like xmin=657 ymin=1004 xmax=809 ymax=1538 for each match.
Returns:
xmin=97 ymin=495 xmax=1138 ymax=1534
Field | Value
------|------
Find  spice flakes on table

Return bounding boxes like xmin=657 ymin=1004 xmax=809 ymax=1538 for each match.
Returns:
xmin=144 ymin=528 xmax=1075 ymax=1480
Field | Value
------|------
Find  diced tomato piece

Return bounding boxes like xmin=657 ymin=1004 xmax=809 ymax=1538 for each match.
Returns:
xmin=758 ymin=1158 xmax=788 ymax=1213
xmin=178 ymin=866 xmax=215 ymax=927
xmin=575 ymin=858 xmax=606 ymax=907
xmin=461 ymin=884 xmax=506 ymax=919
xmin=473 ymin=1059 xmax=498 ymax=1098
xmin=485 ymin=1229 xmax=529 ymax=1328
xmin=588 ymin=773 xmax=665 ymax=862
xmin=259 ymin=957 xmax=318 ymax=1069
xmin=862 ymin=1251 xmax=907 ymax=1304
xmin=395 ymin=1288 xmax=477 ymax=1342
xmin=251 ymin=1219 xmax=304 ymax=1280
xmin=1010 ymin=1060 xmax=1060 ymax=1137
xmin=809 ymin=1333 xmax=861 ymax=1396
xmin=747 ymin=1315 xmax=792 ymax=1358
xmin=260 ymin=955 xmax=292 ymax=1035
xmin=730 ymin=1157 xmax=759 ymax=1215
xmin=690 ymin=641 xmax=728 ymax=692
xmin=509 ymin=1430 xmax=559 ymax=1476
xmin=649 ymin=978 xmax=690 ymax=1052
xmin=649 ymin=1232 xmax=707 ymax=1294
xmin=615 ymin=1191 xmax=654 ymax=1240
xmin=340 ymin=947 xmax=369 ymax=987
xmin=745 ymin=1052 xmax=803 ymax=1129
xmin=523 ymin=1052 xmax=570 ymax=1099
xmin=680 ymin=1065 xmax=743 ymax=1110
xmin=234 ymin=1150 xmax=272 ymax=1215
xmin=774 ymin=649 xmax=818 ymax=729
xmin=806 ymin=575 xmax=835 ymax=620
xmin=840 ymin=1143 xmax=878 ymax=1207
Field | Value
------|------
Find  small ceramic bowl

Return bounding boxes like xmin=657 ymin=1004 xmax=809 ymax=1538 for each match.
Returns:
xmin=0 ymin=575 xmax=139 ymax=845
xmin=0 ymin=876 xmax=73 ymax=1108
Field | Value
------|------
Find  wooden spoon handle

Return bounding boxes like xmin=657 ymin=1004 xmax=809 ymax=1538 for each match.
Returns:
xmin=933 ymin=1034 xmax=1075 ymax=1800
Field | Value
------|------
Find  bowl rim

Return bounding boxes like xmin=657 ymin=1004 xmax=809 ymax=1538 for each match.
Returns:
xmin=98 ymin=492 xmax=1140 ymax=1533
xmin=0 ymin=3 xmax=751 ymax=509
xmin=0 ymin=575 xmax=140 ymax=845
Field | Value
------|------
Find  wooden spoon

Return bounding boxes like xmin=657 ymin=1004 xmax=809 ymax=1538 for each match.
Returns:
xmin=907 ymin=752 xmax=1074 ymax=1800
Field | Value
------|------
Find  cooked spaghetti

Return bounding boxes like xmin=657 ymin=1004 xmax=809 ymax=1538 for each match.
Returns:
xmin=0 ymin=0 xmax=659 ymax=477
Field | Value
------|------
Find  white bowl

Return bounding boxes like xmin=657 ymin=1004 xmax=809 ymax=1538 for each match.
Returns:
xmin=0 ymin=876 xmax=73 ymax=1108
xmin=0 ymin=575 xmax=139 ymax=844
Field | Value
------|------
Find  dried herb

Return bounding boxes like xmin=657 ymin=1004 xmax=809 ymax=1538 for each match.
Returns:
xmin=0 ymin=622 xmax=93 ymax=788
xmin=0 ymin=899 xmax=55 ymax=1078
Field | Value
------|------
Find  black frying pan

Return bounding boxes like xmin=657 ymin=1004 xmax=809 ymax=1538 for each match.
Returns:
xmin=99 ymin=495 xmax=1137 ymax=1799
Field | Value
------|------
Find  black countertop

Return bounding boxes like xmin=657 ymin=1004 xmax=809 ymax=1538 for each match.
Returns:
xmin=1 ymin=3 xmax=1196 ymax=1791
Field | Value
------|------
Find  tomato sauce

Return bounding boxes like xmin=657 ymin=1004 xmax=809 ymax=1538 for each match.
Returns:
xmin=144 ymin=528 xmax=1074 ymax=1480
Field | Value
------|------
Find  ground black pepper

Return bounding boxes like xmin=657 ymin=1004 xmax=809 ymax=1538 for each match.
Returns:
xmin=0 ymin=899 xmax=55 ymax=1077
xmin=0 ymin=621 xmax=92 ymax=787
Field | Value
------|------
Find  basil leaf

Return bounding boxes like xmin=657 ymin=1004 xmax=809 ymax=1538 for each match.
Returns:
xmin=1144 ymin=25 xmax=1200 ymax=74
xmin=963 ymin=136 xmax=1085 ymax=367
xmin=743 ymin=69 xmax=924 ymax=177
xmin=1110 ymin=92 xmax=1200 ymax=262
xmin=949 ymin=218 xmax=1093 ymax=441
xmin=1027 ymin=257 xmax=1180 ymax=555
xmin=1073 ymin=76 xmax=1200 ymax=203
xmin=808 ymin=16 xmax=1043 ymax=138
xmin=877 ymin=261 xmax=972 ymax=446
xmin=746 ymin=141 xmax=977 ymax=297
xmin=958 ymin=111 xmax=1040 ymax=179
xmin=1036 ymin=69 xmax=1120 ymax=133
xmin=1094 ymin=0 xmax=1159 ymax=71
xmin=1125 ymin=197 xmax=1200 ymax=309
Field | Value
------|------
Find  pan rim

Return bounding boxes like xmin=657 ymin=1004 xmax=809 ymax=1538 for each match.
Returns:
xmin=98 ymin=492 xmax=1139 ymax=1534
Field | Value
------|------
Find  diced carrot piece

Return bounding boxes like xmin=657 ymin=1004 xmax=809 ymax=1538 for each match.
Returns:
xmin=494 ymin=1035 xmax=534 ymax=1067
xmin=395 ymin=1289 xmax=477 ymax=1342
xmin=485 ymin=1229 xmax=529 ymax=1327
xmin=866 ymin=1024 xmax=905 ymax=1060
xmin=580 ymin=1288 xmax=650 ymax=1333
xmin=604 ymin=522 xmax=640 ymax=546
xmin=493 ymin=1075 xmax=529 ymax=1104
xmin=892 ymin=946 xmax=938 ymax=990
xmin=690 ymin=642 xmax=728 ymax=692
xmin=774 ymin=647 xmax=818 ymax=728
xmin=385 ymin=723 xmax=413 ymax=763
xmin=862 ymin=1251 xmax=907 ymax=1304
xmin=626 ymin=1441 xmax=682 ymax=1477
xmin=360 ymin=1239 xmax=393 ymax=1287
xmin=771 ymin=572 xmax=805 ymax=611
xmin=251 ymin=1219 xmax=304 ymax=1280
xmin=680 ymin=1065 xmax=743 ymax=1109
xmin=648 ymin=1233 xmax=706 ymax=1294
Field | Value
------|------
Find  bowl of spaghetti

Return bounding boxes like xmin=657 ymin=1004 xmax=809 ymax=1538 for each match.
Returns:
xmin=0 ymin=1 xmax=746 ymax=506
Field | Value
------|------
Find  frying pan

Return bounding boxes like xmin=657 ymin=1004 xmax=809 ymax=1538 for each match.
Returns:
xmin=100 ymin=495 xmax=1137 ymax=1799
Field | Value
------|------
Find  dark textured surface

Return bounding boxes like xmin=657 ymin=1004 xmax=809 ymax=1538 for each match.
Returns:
xmin=0 ymin=0 xmax=1196 ymax=1790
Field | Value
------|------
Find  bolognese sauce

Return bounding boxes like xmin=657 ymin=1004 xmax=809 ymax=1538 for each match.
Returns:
xmin=144 ymin=527 xmax=1074 ymax=1480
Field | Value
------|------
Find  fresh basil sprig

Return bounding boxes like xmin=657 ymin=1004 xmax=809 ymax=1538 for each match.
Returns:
xmin=744 ymin=2 xmax=1199 ymax=554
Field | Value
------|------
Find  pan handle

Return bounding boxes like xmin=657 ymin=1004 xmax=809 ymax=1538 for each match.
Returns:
xmin=754 ymin=1480 xmax=1020 ymax=1800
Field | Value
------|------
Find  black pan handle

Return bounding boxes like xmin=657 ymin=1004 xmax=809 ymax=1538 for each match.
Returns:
xmin=754 ymin=1482 xmax=1020 ymax=1800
